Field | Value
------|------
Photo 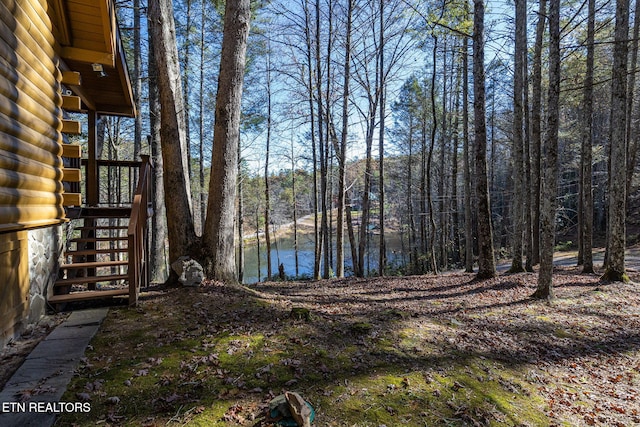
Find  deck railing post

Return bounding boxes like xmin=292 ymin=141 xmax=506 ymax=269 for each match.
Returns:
xmin=142 ymin=154 xmax=150 ymax=294
xmin=87 ymin=111 xmax=99 ymax=206
xmin=127 ymin=156 xmax=152 ymax=306
xmin=86 ymin=111 xmax=99 ymax=287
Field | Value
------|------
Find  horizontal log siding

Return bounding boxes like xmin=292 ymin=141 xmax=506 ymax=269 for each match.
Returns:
xmin=0 ymin=0 xmax=65 ymax=231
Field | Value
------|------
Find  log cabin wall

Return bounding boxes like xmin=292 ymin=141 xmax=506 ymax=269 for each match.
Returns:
xmin=0 ymin=0 xmax=135 ymax=346
xmin=0 ymin=0 xmax=65 ymax=346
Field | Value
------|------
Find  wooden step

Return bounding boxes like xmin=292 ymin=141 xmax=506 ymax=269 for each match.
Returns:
xmin=70 ymin=236 xmax=129 ymax=243
xmin=65 ymin=248 xmax=128 ymax=257
xmin=60 ymin=260 xmax=128 ymax=270
xmin=48 ymin=289 xmax=129 ymax=304
xmin=75 ymin=225 xmax=128 ymax=231
xmin=55 ymin=273 xmax=128 ymax=287
xmin=66 ymin=207 xmax=131 ymax=218
xmin=77 ymin=207 xmax=132 ymax=218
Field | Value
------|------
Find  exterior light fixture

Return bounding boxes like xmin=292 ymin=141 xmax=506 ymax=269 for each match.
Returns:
xmin=91 ymin=63 xmax=108 ymax=78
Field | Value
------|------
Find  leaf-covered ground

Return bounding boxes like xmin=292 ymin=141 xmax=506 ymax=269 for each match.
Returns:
xmin=53 ymin=266 xmax=640 ymax=426
xmin=0 ymin=314 xmax=66 ymax=390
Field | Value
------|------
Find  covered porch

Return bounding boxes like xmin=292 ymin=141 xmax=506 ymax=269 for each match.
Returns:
xmin=47 ymin=0 xmax=152 ymax=307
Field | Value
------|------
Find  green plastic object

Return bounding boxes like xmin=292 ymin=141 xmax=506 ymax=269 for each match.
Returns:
xmin=269 ymin=402 xmax=315 ymax=426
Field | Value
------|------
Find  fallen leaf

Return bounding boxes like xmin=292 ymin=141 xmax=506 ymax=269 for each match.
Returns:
xmin=76 ymin=392 xmax=91 ymax=401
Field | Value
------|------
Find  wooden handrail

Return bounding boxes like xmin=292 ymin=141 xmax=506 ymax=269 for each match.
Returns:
xmin=126 ymin=155 xmax=153 ymax=306
xmin=82 ymin=159 xmax=144 ymax=168
xmin=82 ymin=159 xmax=142 ymax=206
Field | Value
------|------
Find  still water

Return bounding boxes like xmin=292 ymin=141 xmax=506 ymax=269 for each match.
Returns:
xmin=240 ymin=231 xmax=407 ymax=283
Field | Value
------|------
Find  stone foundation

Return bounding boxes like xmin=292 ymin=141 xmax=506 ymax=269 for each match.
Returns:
xmin=0 ymin=225 xmax=62 ymax=349
xmin=27 ymin=225 xmax=63 ymax=324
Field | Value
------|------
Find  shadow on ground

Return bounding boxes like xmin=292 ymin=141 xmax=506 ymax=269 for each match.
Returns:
xmin=54 ymin=266 xmax=640 ymax=426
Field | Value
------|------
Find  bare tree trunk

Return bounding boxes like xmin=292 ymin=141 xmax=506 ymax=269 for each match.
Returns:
xmin=523 ymin=38 xmax=533 ymax=272
xmin=451 ymin=59 xmax=461 ymax=266
xmin=354 ymin=20 xmax=383 ymax=277
xmin=237 ymin=152 xmax=244 ymax=283
xmin=509 ymin=0 xmax=526 ymax=273
xmin=199 ymin=0 xmax=207 ymax=233
xmin=533 ymin=0 xmax=560 ymax=299
xmin=328 ymin=153 xmax=334 ymax=271
xmin=347 ymin=202 xmax=358 ymax=273
xmin=420 ymin=119 xmax=428 ymax=272
xmin=255 ymin=209 xmax=261 ymax=282
xmin=147 ymin=23 xmax=168 ymax=284
xmin=603 ymin=0 xmax=630 ymax=282
xmin=463 ymin=34 xmax=473 ymax=273
xmin=182 ymin=0 xmax=193 ymax=183
xmin=428 ymin=35 xmax=439 ymax=274
xmin=473 ymin=0 xmax=496 ymax=280
xmin=316 ymin=0 xmax=329 ymax=279
xmin=531 ymin=0 xmax=546 ymax=266
xmin=378 ymin=0 xmax=387 ymax=276
xmin=148 ymin=0 xmax=197 ymax=276
xmin=336 ymin=0 xmax=353 ymax=278
xmin=408 ymin=116 xmax=418 ymax=270
xmin=133 ymin=0 xmax=142 ymax=160
xmin=438 ymin=37 xmax=448 ymax=271
xmin=202 ymin=0 xmax=251 ymax=282
xmin=581 ymin=0 xmax=596 ymax=274
xmin=302 ymin=0 xmax=321 ymax=280
xmin=358 ymin=125 xmax=374 ymax=277
xmin=264 ymin=50 xmax=273 ymax=281
xmin=627 ymin=0 xmax=640 ymax=200
xmin=290 ymin=140 xmax=299 ymax=277
xmin=325 ymin=1 xmax=334 ymax=277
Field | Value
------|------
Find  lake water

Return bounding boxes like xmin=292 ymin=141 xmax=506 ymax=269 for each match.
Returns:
xmin=240 ymin=231 xmax=408 ymax=283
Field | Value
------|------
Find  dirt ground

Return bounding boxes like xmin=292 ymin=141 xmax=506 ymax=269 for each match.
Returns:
xmin=4 ymin=259 xmax=640 ymax=426
xmin=254 ymin=267 xmax=640 ymax=426
xmin=0 ymin=313 xmax=67 ymax=390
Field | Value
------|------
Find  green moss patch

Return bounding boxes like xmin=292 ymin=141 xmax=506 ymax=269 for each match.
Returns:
xmin=56 ymin=271 xmax=640 ymax=426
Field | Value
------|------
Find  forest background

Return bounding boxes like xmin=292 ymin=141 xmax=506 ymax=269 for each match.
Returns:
xmin=73 ymin=0 xmax=640 ymax=294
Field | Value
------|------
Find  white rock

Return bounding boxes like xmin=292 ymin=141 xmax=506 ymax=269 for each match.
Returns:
xmin=171 ymin=256 xmax=204 ymax=287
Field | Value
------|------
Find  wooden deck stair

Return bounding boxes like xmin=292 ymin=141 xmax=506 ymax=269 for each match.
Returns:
xmin=60 ymin=260 xmax=129 ymax=270
xmin=48 ymin=155 xmax=153 ymax=308
xmin=49 ymin=207 xmax=133 ymax=306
